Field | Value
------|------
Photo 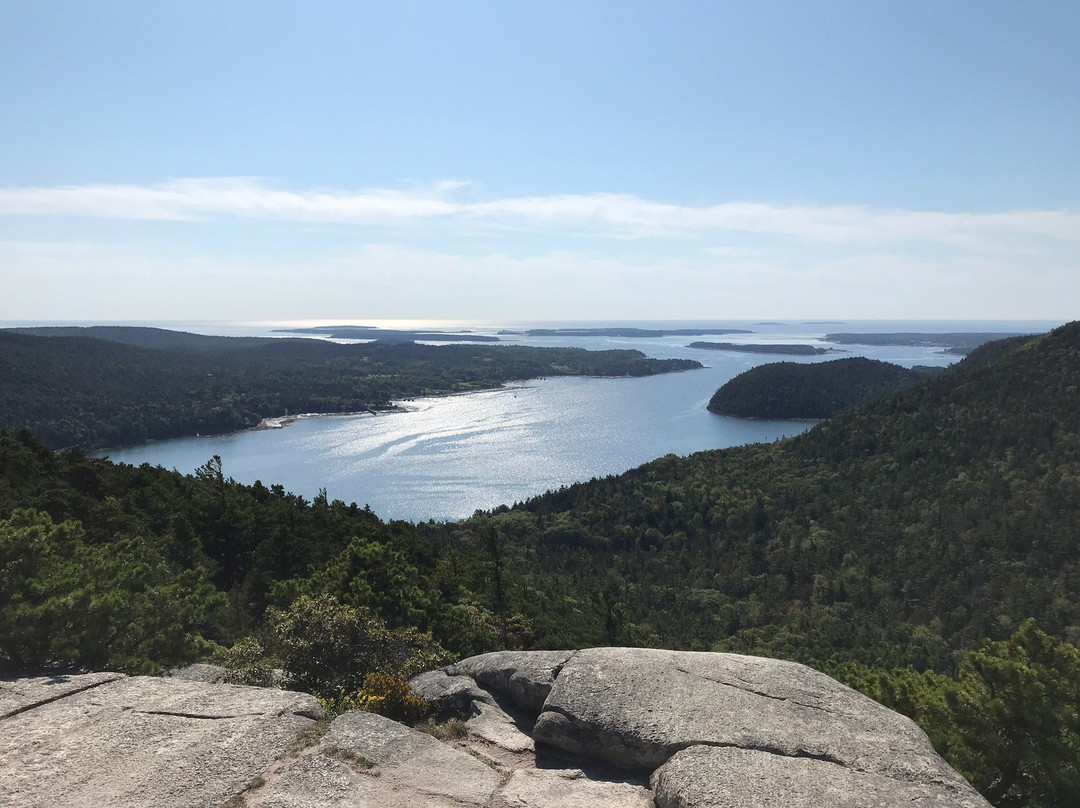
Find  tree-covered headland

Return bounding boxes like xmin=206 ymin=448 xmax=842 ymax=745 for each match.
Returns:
xmin=0 ymin=328 xmax=700 ymax=450
xmin=708 ymin=356 xmax=944 ymax=419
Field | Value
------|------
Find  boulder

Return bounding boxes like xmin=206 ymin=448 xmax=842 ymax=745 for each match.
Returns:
xmin=164 ymin=662 xmax=229 ymax=684
xmin=0 ymin=672 xmax=320 ymax=808
xmin=409 ymin=669 xmax=494 ymax=718
xmin=530 ymin=647 xmax=988 ymax=805
xmin=318 ymin=710 xmax=503 ymax=807
xmin=466 ymin=699 xmax=535 ymax=753
xmin=493 ymin=767 xmax=653 ymax=808
xmin=445 ymin=650 xmax=574 ymax=713
xmin=651 ymin=745 xmax=990 ymax=808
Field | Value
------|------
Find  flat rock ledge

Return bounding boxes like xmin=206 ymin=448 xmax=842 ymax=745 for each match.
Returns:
xmin=0 ymin=648 xmax=991 ymax=807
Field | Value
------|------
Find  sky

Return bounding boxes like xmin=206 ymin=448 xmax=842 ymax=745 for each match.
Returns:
xmin=0 ymin=1 xmax=1077 ymax=322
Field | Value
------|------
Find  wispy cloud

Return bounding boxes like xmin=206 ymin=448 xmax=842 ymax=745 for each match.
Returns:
xmin=3 ymin=239 xmax=1076 ymax=322
xmin=0 ymin=178 xmax=1076 ymax=246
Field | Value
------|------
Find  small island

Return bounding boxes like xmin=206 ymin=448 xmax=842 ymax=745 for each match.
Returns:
xmin=499 ymin=327 xmax=753 ymax=338
xmin=708 ymin=356 xmax=943 ymax=419
xmin=688 ymin=342 xmax=833 ymax=355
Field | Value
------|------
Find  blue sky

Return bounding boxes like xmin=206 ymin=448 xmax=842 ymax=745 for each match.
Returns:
xmin=1 ymin=1 xmax=1077 ymax=321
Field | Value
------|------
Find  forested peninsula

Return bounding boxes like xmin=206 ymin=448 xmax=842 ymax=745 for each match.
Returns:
xmin=708 ymin=356 xmax=943 ymax=419
xmin=3 ymin=324 xmax=1080 ymax=806
xmin=826 ymin=331 xmax=1028 ymax=355
xmin=688 ymin=341 xmax=832 ymax=355
xmin=0 ymin=328 xmax=700 ymax=450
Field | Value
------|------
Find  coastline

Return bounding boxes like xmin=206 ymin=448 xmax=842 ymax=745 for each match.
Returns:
xmin=251 ymin=381 xmax=530 ymax=432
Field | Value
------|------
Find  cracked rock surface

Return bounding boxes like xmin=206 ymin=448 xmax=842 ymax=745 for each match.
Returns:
xmin=651 ymin=746 xmax=991 ymax=808
xmin=255 ymin=711 xmax=503 ymax=808
xmin=0 ymin=673 xmax=319 ymax=808
xmin=426 ymin=648 xmax=992 ymax=808
xmin=0 ymin=649 xmax=991 ymax=807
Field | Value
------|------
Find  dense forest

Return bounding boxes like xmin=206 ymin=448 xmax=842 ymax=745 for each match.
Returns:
xmin=2 ymin=323 xmax=1079 ymax=806
xmin=0 ymin=328 xmax=699 ymax=450
xmin=708 ymin=356 xmax=943 ymax=418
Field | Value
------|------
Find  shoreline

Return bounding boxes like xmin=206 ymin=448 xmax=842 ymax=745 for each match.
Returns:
xmin=91 ymin=368 xmax=697 ymax=454
xmin=252 ymin=381 xmax=529 ymax=432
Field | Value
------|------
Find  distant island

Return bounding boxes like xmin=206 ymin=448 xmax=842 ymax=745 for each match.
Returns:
xmin=708 ymin=356 xmax=943 ymax=419
xmin=826 ymin=331 xmax=1030 ymax=355
xmin=6 ymin=325 xmax=275 ymax=351
xmin=497 ymin=327 xmax=753 ymax=337
xmin=688 ymin=342 xmax=834 ymax=355
xmin=273 ymin=325 xmax=500 ymax=342
xmin=0 ymin=327 xmax=700 ymax=450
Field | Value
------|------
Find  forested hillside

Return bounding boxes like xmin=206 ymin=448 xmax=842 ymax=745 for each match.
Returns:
xmin=708 ymin=356 xmax=943 ymax=419
xmin=3 ymin=324 xmax=1079 ymax=806
xmin=446 ymin=324 xmax=1079 ymax=670
xmin=0 ymin=329 xmax=699 ymax=450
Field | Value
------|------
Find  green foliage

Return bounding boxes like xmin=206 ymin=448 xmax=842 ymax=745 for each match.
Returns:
xmin=3 ymin=324 xmax=1080 ymax=805
xmin=432 ymin=324 xmax=1080 ymax=670
xmin=832 ymin=621 xmax=1080 ymax=808
xmin=267 ymin=595 xmax=450 ymax=695
xmin=211 ymin=636 xmax=275 ymax=687
xmin=0 ymin=509 xmax=224 ymax=673
xmin=953 ymin=621 xmax=1080 ymax=807
xmin=319 ymin=672 xmax=431 ymax=725
xmin=708 ymin=356 xmax=942 ymax=419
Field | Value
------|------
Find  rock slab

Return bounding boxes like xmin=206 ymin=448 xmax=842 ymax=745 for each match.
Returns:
xmin=445 ymin=650 xmax=573 ymax=713
xmin=651 ymin=745 xmax=991 ymax=808
xmin=259 ymin=710 xmax=503 ymax=808
xmin=448 ymin=647 xmax=992 ymax=808
xmin=0 ymin=672 xmax=320 ymax=808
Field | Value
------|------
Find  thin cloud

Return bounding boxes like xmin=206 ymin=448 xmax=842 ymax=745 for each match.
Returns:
xmin=0 ymin=178 xmax=1077 ymax=245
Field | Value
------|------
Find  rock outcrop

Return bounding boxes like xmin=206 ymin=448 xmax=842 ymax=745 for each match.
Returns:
xmin=0 ymin=672 xmax=319 ymax=808
xmin=416 ymin=648 xmax=992 ymax=808
xmin=0 ymin=649 xmax=992 ymax=807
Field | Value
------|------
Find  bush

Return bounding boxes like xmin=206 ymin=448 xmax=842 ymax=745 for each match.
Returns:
xmin=267 ymin=595 xmax=450 ymax=695
xmin=211 ymin=636 xmax=275 ymax=687
xmin=320 ymin=672 xmax=431 ymax=724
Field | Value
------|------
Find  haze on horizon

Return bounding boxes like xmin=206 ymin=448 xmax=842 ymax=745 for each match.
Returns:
xmin=1 ymin=1 xmax=1077 ymax=322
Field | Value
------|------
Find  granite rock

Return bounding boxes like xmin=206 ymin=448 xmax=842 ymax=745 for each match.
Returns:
xmin=0 ymin=673 xmax=320 ymax=808
xmin=445 ymin=650 xmax=574 ymax=714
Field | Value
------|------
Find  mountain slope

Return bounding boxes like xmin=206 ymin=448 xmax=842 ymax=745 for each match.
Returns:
xmin=445 ymin=323 xmax=1080 ymax=669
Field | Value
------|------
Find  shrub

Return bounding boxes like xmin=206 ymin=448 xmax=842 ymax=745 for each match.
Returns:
xmin=320 ymin=672 xmax=431 ymax=724
xmin=267 ymin=595 xmax=450 ymax=695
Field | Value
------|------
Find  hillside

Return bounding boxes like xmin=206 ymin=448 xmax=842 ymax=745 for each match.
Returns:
xmin=444 ymin=324 xmax=1080 ymax=669
xmin=707 ymin=356 xmax=943 ymax=419
xmin=0 ymin=329 xmax=700 ymax=450
xmin=4 ymin=325 xmax=275 ymax=351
